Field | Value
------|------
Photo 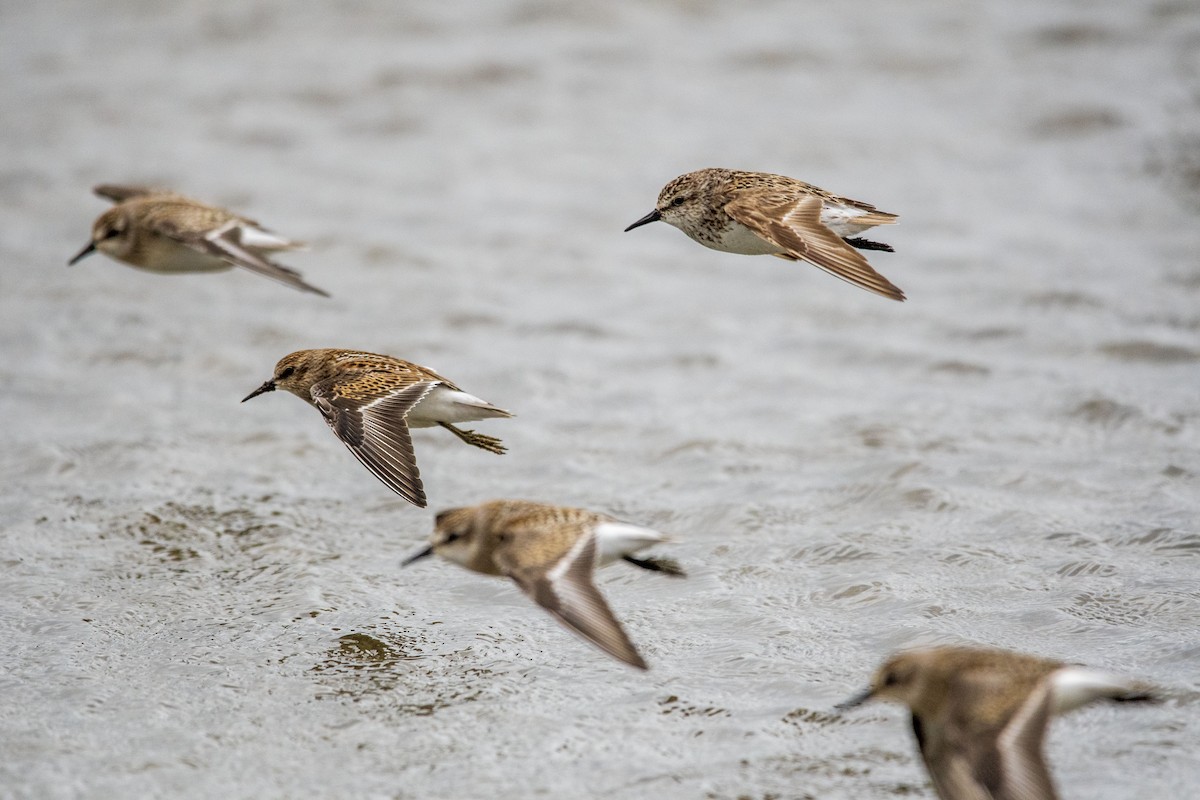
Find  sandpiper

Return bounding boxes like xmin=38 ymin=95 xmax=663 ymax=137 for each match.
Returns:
xmin=242 ymin=349 xmax=512 ymax=508
xmin=69 ymin=183 xmax=328 ymax=296
xmin=837 ymin=644 xmax=1157 ymax=800
xmin=402 ymin=499 xmax=685 ymax=669
xmin=625 ymin=168 xmax=904 ymax=301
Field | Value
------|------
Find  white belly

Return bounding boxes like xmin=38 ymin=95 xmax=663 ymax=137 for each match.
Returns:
xmin=407 ymin=386 xmax=504 ymax=427
xmin=133 ymin=237 xmax=231 ymax=273
xmin=687 ymin=206 xmax=878 ymax=254
xmin=1048 ymin=667 xmax=1142 ymax=713
xmin=707 ymin=221 xmax=785 ymax=255
xmin=592 ymin=522 xmax=671 ymax=566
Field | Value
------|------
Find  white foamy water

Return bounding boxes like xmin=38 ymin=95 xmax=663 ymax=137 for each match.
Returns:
xmin=2 ymin=1 xmax=1198 ymax=797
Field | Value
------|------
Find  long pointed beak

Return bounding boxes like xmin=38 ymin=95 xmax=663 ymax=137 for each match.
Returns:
xmin=401 ymin=545 xmax=434 ymax=567
xmin=241 ymin=380 xmax=276 ymax=403
xmin=68 ymin=242 xmax=97 ymax=266
xmin=623 ymin=209 xmax=662 ymax=232
xmin=834 ymin=687 xmax=875 ymax=711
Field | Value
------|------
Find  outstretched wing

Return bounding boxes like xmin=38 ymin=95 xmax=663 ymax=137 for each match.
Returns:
xmin=922 ymin=670 xmax=1058 ymax=800
xmin=500 ymin=527 xmax=648 ymax=670
xmin=149 ymin=211 xmax=328 ymax=296
xmin=93 ymin=183 xmax=175 ymax=203
xmin=988 ymin=682 xmax=1058 ymax=800
xmin=724 ymin=194 xmax=905 ymax=301
xmin=310 ymin=378 xmax=441 ymax=508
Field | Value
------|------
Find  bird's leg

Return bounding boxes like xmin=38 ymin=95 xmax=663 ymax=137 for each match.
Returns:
xmin=439 ymin=422 xmax=507 ymax=454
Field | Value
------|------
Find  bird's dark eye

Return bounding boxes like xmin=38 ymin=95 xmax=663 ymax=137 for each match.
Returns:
xmin=671 ymin=196 xmax=686 ymax=207
xmin=883 ymin=671 xmax=899 ymax=687
xmin=279 ymin=366 xmax=295 ymax=379
xmin=103 ymin=228 xmax=121 ymax=239
xmin=444 ymin=531 xmax=460 ymax=543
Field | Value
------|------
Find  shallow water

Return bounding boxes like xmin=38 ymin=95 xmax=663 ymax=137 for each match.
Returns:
xmin=2 ymin=0 xmax=1199 ymax=797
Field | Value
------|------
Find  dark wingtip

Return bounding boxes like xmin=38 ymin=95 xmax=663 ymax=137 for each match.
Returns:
xmin=623 ymin=209 xmax=662 ymax=232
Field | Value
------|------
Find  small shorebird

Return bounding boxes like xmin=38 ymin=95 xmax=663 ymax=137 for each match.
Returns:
xmin=625 ymin=168 xmax=904 ymax=301
xmin=402 ymin=499 xmax=685 ymax=669
xmin=837 ymin=644 xmax=1157 ymax=800
xmin=242 ymin=349 xmax=512 ymax=508
xmin=69 ymin=183 xmax=328 ymax=296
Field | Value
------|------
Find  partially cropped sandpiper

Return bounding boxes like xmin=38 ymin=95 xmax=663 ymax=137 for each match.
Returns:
xmin=402 ymin=499 xmax=686 ymax=669
xmin=69 ymin=183 xmax=328 ymax=296
xmin=625 ymin=167 xmax=904 ymax=301
xmin=837 ymin=644 xmax=1157 ymax=800
xmin=242 ymin=349 xmax=512 ymax=508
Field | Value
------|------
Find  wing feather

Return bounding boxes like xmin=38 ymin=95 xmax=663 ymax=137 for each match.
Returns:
xmin=503 ymin=531 xmax=647 ymax=669
xmin=915 ymin=710 xmax=996 ymax=800
xmin=924 ymin=670 xmax=1058 ymax=800
xmin=990 ymin=682 xmax=1058 ymax=800
xmin=93 ymin=183 xmax=173 ymax=203
xmin=311 ymin=379 xmax=440 ymax=508
xmin=724 ymin=195 xmax=905 ymax=301
xmin=149 ymin=212 xmax=329 ymax=296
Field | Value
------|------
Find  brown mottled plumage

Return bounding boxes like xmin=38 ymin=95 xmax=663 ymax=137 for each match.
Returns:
xmin=241 ymin=349 xmax=512 ymax=508
xmin=624 ymin=167 xmax=904 ymax=301
xmin=402 ymin=499 xmax=686 ymax=669
xmin=69 ymin=183 xmax=328 ymax=296
xmin=838 ymin=645 xmax=1157 ymax=800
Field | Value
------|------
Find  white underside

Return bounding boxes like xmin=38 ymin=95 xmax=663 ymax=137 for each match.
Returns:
xmin=129 ymin=238 xmax=231 ymax=273
xmin=592 ymin=522 xmax=672 ymax=566
xmin=681 ymin=204 xmax=879 ymax=255
xmin=818 ymin=205 xmax=878 ymax=237
xmin=407 ymin=386 xmax=506 ymax=427
xmin=111 ymin=222 xmax=301 ymax=274
xmin=237 ymin=225 xmax=302 ymax=252
xmin=708 ymin=222 xmax=784 ymax=255
xmin=1049 ymin=667 xmax=1139 ymax=713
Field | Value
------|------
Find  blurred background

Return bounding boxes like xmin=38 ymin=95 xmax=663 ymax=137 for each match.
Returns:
xmin=2 ymin=1 xmax=1198 ymax=797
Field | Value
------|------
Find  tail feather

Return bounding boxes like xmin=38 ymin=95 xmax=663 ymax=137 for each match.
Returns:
xmin=849 ymin=210 xmax=899 ymax=226
xmin=237 ymin=225 xmax=307 ymax=252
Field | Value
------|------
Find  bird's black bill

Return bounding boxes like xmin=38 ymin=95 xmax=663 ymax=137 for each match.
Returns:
xmin=834 ymin=687 xmax=875 ymax=711
xmin=241 ymin=381 xmax=276 ymax=402
xmin=67 ymin=242 xmax=97 ymax=266
xmin=623 ymin=209 xmax=662 ymax=232
xmin=401 ymin=546 xmax=434 ymax=567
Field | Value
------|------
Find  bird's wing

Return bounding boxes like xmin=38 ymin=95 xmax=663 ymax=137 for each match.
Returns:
xmin=724 ymin=194 xmax=905 ymax=301
xmin=92 ymin=183 xmax=175 ymax=203
xmin=913 ymin=711 xmax=997 ymax=800
xmin=310 ymin=377 xmax=441 ymax=508
xmin=150 ymin=211 xmax=328 ymax=296
xmin=988 ymin=682 xmax=1058 ymax=800
xmin=499 ymin=525 xmax=648 ymax=670
xmin=921 ymin=670 xmax=1058 ymax=800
